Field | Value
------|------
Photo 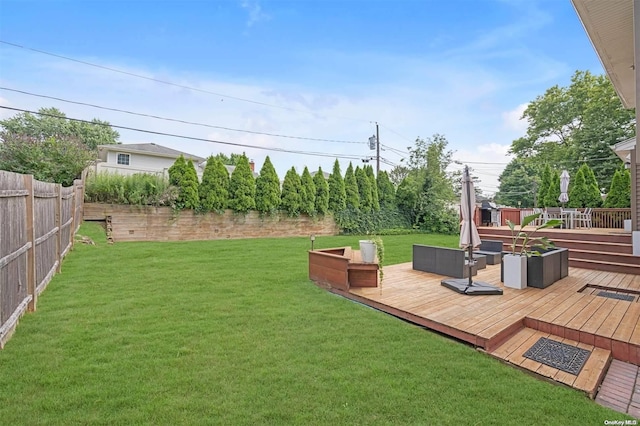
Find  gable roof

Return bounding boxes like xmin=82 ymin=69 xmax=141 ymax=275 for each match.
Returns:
xmin=98 ymin=143 xmax=205 ymax=162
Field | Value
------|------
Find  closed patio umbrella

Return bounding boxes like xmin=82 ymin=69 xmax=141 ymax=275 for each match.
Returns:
xmin=441 ymin=166 xmax=502 ymax=296
xmin=559 ymin=170 xmax=570 ymax=206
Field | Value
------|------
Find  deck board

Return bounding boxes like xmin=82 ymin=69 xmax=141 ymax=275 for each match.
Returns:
xmin=342 ymin=261 xmax=638 ymax=395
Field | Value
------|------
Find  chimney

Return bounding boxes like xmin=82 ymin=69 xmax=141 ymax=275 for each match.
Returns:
xmin=249 ymin=160 xmax=255 ymax=172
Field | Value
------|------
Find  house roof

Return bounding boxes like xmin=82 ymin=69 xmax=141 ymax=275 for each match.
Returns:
xmin=571 ymin=0 xmax=635 ymax=108
xmin=611 ymin=137 xmax=636 ymax=163
xmin=98 ymin=143 xmax=205 ymax=162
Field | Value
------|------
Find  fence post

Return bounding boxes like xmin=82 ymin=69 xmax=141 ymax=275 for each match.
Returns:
xmin=23 ymin=174 xmax=37 ymax=312
xmin=55 ymin=183 xmax=62 ymax=272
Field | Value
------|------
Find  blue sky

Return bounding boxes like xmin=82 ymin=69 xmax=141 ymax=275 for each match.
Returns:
xmin=0 ymin=0 xmax=604 ymax=194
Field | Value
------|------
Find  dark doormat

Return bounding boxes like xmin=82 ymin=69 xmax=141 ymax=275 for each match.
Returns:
xmin=523 ymin=337 xmax=591 ymax=375
xmin=597 ymin=291 xmax=635 ymax=302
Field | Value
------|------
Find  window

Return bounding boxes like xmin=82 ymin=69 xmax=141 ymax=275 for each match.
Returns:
xmin=117 ymin=153 xmax=130 ymax=165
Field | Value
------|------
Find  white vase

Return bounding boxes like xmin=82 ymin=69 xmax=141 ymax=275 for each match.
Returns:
xmin=359 ymin=240 xmax=376 ymax=263
xmin=503 ymin=254 xmax=527 ymax=289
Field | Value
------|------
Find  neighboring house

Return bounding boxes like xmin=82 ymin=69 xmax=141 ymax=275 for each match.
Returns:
xmin=93 ymin=142 xmax=259 ymax=180
xmin=95 ymin=143 xmax=205 ymax=179
xmin=572 ymin=0 xmax=640 ymax=255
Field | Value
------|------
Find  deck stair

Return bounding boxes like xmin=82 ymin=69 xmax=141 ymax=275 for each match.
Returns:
xmin=477 ymin=227 xmax=639 ymax=275
xmin=489 ymin=327 xmax=611 ymax=397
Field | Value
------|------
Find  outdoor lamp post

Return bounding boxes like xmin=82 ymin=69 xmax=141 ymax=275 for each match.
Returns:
xmin=310 ymin=234 xmax=315 ymax=251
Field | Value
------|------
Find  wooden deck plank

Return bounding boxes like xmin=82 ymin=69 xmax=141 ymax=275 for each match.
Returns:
xmin=338 ymin=259 xmax=637 ymax=396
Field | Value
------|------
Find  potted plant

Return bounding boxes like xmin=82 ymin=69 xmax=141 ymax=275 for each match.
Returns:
xmin=359 ymin=239 xmax=377 ymax=263
xmin=503 ymin=213 xmax=561 ymax=289
xmin=371 ymin=235 xmax=385 ymax=285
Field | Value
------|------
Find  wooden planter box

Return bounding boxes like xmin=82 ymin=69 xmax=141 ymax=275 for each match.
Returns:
xmin=308 ymin=247 xmax=379 ymax=291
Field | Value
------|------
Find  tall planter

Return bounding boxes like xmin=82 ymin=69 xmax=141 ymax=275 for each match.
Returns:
xmin=503 ymin=254 xmax=527 ymax=289
xmin=359 ymin=240 xmax=376 ymax=263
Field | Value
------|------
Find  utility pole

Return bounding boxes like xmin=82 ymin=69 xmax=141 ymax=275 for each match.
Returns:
xmin=376 ymin=122 xmax=380 ymax=175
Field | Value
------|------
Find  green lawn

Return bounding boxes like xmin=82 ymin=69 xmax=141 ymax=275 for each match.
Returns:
xmin=0 ymin=223 xmax=628 ymax=425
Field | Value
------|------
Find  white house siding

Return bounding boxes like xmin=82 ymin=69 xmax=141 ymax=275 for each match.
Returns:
xmin=97 ymin=152 xmax=204 ymax=180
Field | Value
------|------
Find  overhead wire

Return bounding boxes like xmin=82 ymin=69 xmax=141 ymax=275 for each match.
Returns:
xmin=0 ymin=40 xmax=371 ymax=123
xmin=0 ymin=106 xmax=369 ymax=161
xmin=0 ymin=87 xmax=367 ymax=145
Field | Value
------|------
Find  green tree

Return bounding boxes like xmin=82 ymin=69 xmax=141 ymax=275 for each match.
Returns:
xmin=199 ymin=157 xmax=229 ymax=212
xmin=537 ymin=165 xmax=552 ymax=208
xmin=0 ymin=133 xmax=94 ymax=186
xmin=327 ymin=159 xmax=346 ymax=212
xmin=344 ymin=163 xmax=360 ymax=210
xmin=281 ymin=167 xmax=302 ymax=216
xmin=508 ymin=70 xmax=635 ymax=190
xmin=255 ymin=156 xmax=281 ymax=214
xmin=376 ymin=170 xmax=396 ymax=209
xmin=313 ymin=167 xmax=330 ymax=215
xmin=300 ymin=166 xmax=316 ymax=216
xmin=355 ymin=166 xmax=373 ymax=211
xmin=211 ymin=152 xmax=246 ymax=166
xmin=568 ymin=167 xmax=588 ymax=208
xmin=544 ymin=170 xmax=560 ymax=208
xmin=0 ymin=107 xmax=120 ymax=150
xmin=583 ymin=164 xmax=602 ymax=207
xmin=495 ymin=158 xmax=537 ymax=208
xmin=365 ymin=165 xmax=380 ymax=211
xmin=604 ymin=169 xmax=628 ymax=207
xmin=397 ymin=135 xmax=457 ymax=233
xmin=183 ymin=160 xmax=200 ymax=209
xmin=228 ymin=154 xmax=256 ymax=213
xmin=168 ymin=155 xmax=187 ymax=186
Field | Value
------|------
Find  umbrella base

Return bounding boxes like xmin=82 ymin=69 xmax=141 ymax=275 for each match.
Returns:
xmin=441 ymin=279 xmax=503 ymax=296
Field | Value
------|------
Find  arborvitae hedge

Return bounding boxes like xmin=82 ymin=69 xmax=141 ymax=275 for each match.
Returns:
xmin=344 ymin=162 xmax=360 ymax=210
xmin=584 ymin=164 xmax=602 ymax=207
xmin=544 ymin=170 xmax=560 ymax=207
xmin=199 ymin=156 xmax=229 ymax=212
xmin=568 ymin=167 xmax=587 ymax=208
xmin=255 ymin=156 xmax=281 ymax=214
xmin=168 ymin=155 xmax=187 ymax=187
xmin=228 ymin=154 xmax=256 ymax=213
xmin=300 ymin=166 xmax=316 ymax=216
xmin=538 ymin=165 xmax=552 ymax=207
xmin=313 ymin=167 xmax=329 ymax=215
xmin=355 ymin=166 xmax=373 ymax=211
xmin=365 ymin=165 xmax=380 ymax=211
xmin=180 ymin=159 xmax=200 ymax=209
xmin=281 ymin=167 xmax=302 ymax=216
xmin=377 ymin=170 xmax=395 ymax=209
xmin=328 ymin=159 xmax=346 ymax=212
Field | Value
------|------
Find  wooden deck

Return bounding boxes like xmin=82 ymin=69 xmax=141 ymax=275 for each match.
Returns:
xmin=340 ymin=262 xmax=640 ymax=397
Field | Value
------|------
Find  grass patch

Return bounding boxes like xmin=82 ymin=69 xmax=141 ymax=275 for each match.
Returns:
xmin=0 ymin=223 xmax=626 ymax=424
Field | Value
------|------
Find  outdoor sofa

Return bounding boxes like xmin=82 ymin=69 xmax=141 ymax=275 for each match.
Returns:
xmin=474 ymin=239 xmax=504 ymax=265
xmin=413 ymin=245 xmax=478 ymax=278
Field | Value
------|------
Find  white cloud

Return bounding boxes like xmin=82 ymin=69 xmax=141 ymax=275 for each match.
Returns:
xmin=502 ymin=103 xmax=528 ymax=133
xmin=241 ymin=1 xmax=270 ymax=28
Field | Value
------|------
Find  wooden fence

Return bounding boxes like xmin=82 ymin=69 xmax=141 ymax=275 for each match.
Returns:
xmin=0 ymin=170 xmax=84 ymax=348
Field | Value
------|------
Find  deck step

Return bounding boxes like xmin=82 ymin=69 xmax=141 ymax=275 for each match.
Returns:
xmin=569 ymin=259 xmax=640 ymax=275
xmin=489 ymin=327 xmax=611 ymax=398
xmin=478 ymin=228 xmax=639 ymax=275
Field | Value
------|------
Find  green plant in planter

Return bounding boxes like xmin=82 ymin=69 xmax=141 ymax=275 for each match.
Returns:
xmin=370 ymin=235 xmax=385 ymax=284
xmin=507 ymin=213 xmax=562 ymax=256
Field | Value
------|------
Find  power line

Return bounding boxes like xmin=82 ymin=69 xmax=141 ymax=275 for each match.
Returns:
xmin=378 ymin=123 xmax=414 ymax=143
xmin=0 ymin=40 xmax=371 ymax=123
xmin=0 ymin=106 xmax=369 ymax=161
xmin=0 ymin=87 xmax=366 ymax=145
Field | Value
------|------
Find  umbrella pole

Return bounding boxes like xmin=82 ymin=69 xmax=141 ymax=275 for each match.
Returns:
xmin=465 ymin=167 xmax=474 ymax=289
